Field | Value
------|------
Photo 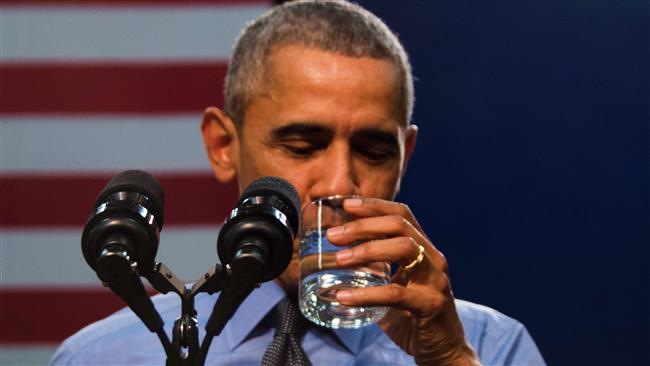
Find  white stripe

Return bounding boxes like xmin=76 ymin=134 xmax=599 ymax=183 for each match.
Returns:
xmin=1 ymin=226 xmax=221 ymax=286
xmin=1 ymin=5 xmax=269 ymax=62
xmin=2 ymin=115 xmax=212 ymax=173
xmin=0 ymin=346 xmax=58 ymax=366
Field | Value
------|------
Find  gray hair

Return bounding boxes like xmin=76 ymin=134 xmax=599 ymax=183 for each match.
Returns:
xmin=224 ymin=0 xmax=414 ymax=128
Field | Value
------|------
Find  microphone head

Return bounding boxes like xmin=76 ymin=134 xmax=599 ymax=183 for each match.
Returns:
xmin=95 ymin=170 xmax=165 ymax=228
xmin=218 ymin=176 xmax=301 ymax=282
xmin=82 ymin=170 xmax=164 ymax=275
xmin=237 ymin=176 xmax=300 ymax=236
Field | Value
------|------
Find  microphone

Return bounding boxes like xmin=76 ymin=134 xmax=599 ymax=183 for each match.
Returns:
xmin=205 ymin=176 xmax=300 ymax=336
xmin=217 ymin=176 xmax=300 ymax=282
xmin=81 ymin=170 xmax=164 ymax=332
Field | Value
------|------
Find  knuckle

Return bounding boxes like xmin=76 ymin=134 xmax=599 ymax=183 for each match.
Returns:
xmin=388 ymin=215 xmax=410 ymax=232
xmin=397 ymin=236 xmax=416 ymax=250
xmin=396 ymin=202 xmax=413 ymax=218
xmin=435 ymin=251 xmax=449 ymax=273
xmin=398 ymin=237 xmax=420 ymax=259
xmin=343 ymin=220 xmax=358 ymax=233
xmin=385 ymin=284 xmax=405 ymax=302
xmin=430 ymin=293 xmax=445 ymax=309
xmin=435 ymin=272 xmax=451 ymax=291
xmin=407 ymin=237 xmax=419 ymax=252
xmin=354 ymin=243 xmax=371 ymax=257
xmin=366 ymin=197 xmax=381 ymax=207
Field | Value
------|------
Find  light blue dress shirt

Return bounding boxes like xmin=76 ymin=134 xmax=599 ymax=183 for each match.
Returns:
xmin=50 ymin=281 xmax=545 ymax=365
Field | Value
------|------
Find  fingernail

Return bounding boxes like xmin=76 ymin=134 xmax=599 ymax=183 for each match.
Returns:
xmin=336 ymin=249 xmax=353 ymax=263
xmin=327 ymin=226 xmax=344 ymax=237
xmin=345 ymin=198 xmax=362 ymax=207
xmin=336 ymin=290 xmax=352 ymax=302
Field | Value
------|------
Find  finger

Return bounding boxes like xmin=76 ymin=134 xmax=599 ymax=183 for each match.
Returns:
xmin=335 ymin=283 xmax=446 ymax=316
xmin=329 ymin=198 xmax=449 ymax=272
xmin=328 ymin=215 xmax=448 ymax=273
xmin=326 ymin=214 xmax=426 ymax=247
xmin=342 ymin=197 xmax=424 ymax=232
xmin=336 ymin=236 xmax=423 ymax=267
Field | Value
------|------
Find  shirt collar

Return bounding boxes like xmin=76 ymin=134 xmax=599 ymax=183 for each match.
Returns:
xmin=223 ymin=280 xmax=285 ymax=351
xmin=223 ymin=280 xmax=367 ymax=354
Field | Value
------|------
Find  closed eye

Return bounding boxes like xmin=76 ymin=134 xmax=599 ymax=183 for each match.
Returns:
xmin=267 ymin=122 xmax=333 ymax=158
xmin=279 ymin=140 xmax=325 ymax=157
xmin=351 ymin=128 xmax=400 ymax=165
xmin=355 ymin=144 xmax=399 ymax=164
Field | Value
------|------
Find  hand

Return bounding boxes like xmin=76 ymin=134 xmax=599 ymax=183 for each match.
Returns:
xmin=326 ymin=197 xmax=480 ymax=366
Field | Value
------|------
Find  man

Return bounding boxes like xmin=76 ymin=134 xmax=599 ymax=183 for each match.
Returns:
xmin=52 ymin=1 xmax=545 ymax=364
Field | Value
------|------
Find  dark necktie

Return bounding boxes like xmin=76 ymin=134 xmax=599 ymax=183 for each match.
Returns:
xmin=261 ymin=297 xmax=312 ymax=366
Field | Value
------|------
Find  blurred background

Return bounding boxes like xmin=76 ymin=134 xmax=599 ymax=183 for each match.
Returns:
xmin=1 ymin=1 xmax=647 ymax=365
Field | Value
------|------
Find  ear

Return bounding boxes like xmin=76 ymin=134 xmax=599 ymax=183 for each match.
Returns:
xmin=201 ymin=107 xmax=240 ymax=183
xmin=401 ymin=124 xmax=418 ymax=175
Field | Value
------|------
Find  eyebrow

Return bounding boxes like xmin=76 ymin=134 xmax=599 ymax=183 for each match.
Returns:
xmin=269 ymin=122 xmax=399 ymax=148
xmin=352 ymin=128 xmax=399 ymax=146
xmin=270 ymin=123 xmax=334 ymax=140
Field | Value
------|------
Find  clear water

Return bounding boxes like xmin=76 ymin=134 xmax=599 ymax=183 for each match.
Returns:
xmin=299 ymin=230 xmax=388 ymax=329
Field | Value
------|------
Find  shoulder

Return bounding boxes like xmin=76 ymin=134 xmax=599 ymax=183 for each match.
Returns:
xmin=455 ymin=298 xmax=521 ymax=338
xmin=455 ymin=299 xmax=546 ymax=366
xmin=49 ymin=292 xmax=183 ymax=365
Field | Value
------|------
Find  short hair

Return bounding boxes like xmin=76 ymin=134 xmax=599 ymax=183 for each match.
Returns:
xmin=224 ymin=0 xmax=414 ymax=128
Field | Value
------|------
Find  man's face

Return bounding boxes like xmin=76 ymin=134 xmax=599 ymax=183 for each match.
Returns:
xmin=209 ymin=45 xmax=417 ymax=292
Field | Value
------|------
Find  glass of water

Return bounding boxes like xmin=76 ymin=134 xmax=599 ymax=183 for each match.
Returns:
xmin=298 ymin=195 xmax=389 ymax=329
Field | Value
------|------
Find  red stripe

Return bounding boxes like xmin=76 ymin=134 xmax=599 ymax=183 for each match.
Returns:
xmin=1 ymin=0 xmax=270 ymax=7
xmin=0 ymin=62 xmax=227 ymax=114
xmin=0 ymin=287 xmax=160 ymax=344
xmin=0 ymin=173 xmax=238 ymax=227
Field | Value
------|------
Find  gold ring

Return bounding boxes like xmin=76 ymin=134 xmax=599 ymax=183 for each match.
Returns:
xmin=404 ymin=245 xmax=425 ymax=271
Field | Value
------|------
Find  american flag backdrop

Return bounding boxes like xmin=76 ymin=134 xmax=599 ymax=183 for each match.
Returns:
xmin=1 ymin=1 xmax=271 ymax=364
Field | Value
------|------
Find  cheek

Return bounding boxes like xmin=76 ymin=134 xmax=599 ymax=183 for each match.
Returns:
xmin=238 ymin=144 xmax=287 ymax=184
xmin=240 ymin=154 xmax=314 ymax=207
xmin=357 ymin=164 xmax=403 ymax=199
xmin=254 ymin=158 xmax=313 ymax=205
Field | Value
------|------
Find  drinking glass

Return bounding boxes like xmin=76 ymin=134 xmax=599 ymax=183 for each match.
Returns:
xmin=298 ymin=195 xmax=389 ymax=329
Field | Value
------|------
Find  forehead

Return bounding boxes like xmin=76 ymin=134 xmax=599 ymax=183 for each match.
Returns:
xmin=243 ymin=45 xmax=404 ymax=133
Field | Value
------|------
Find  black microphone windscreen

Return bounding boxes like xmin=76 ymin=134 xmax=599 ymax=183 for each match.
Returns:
xmin=95 ymin=170 xmax=165 ymax=227
xmin=238 ymin=176 xmax=300 ymax=232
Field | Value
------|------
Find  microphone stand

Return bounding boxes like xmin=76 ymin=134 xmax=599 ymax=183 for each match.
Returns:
xmin=146 ymin=262 xmax=231 ymax=366
xmin=103 ymin=242 xmax=270 ymax=365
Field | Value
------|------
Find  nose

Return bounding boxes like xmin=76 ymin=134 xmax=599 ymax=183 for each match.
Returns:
xmin=308 ymin=142 xmax=359 ymax=200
